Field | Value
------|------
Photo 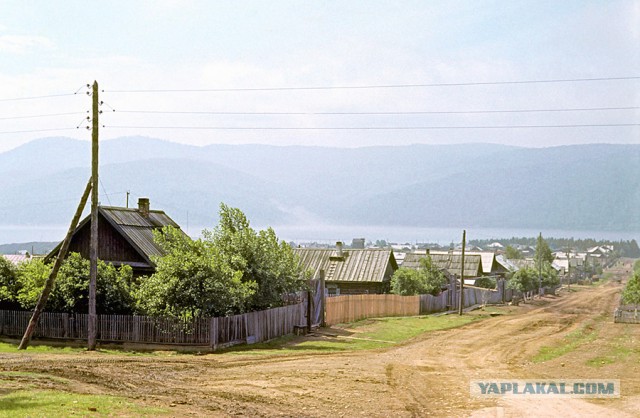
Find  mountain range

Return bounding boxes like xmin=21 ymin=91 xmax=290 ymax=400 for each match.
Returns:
xmin=1 ymin=136 xmax=639 ymax=238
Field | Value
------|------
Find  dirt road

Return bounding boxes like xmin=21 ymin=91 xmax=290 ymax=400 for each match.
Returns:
xmin=2 ymin=268 xmax=638 ymax=417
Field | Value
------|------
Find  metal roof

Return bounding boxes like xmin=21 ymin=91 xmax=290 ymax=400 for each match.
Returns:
xmin=99 ymin=206 xmax=181 ymax=264
xmin=403 ymin=252 xmax=483 ymax=277
xmin=293 ymin=248 xmax=397 ymax=283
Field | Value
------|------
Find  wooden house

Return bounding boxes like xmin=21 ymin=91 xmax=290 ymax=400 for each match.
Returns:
xmin=293 ymin=242 xmax=398 ymax=295
xmin=403 ymin=252 xmax=484 ymax=279
xmin=45 ymin=198 xmax=183 ymax=276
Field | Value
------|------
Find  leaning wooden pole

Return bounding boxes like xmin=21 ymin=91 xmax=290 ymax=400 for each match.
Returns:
xmin=458 ymin=230 xmax=466 ymax=315
xmin=88 ymin=80 xmax=99 ymax=350
xmin=18 ymin=178 xmax=92 ymax=350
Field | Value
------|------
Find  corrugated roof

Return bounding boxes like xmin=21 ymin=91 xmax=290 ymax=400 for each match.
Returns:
xmin=293 ymin=248 xmax=397 ymax=283
xmin=100 ymin=206 xmax=181 ymax=264
xmin=403 ymin=252 xmax=483 ymax=277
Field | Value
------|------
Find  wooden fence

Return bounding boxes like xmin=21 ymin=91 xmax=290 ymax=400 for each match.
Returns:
xmin=0 ymin=303 xmax=305 ymax=349
xmin=324 ymin=294 xmax=420 ymax=326
xmin=614 ymin=304 xmax=640 ymax=324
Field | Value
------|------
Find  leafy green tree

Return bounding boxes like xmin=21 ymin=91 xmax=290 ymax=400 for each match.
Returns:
xmin=540 ymin=262 xmax=560 ymax=288
xmin=0 ymin=256 xmax=20 ymax=309
xmin=504 ymin=245 xmax=523 ymax=260
xmin=507 ymin=266 xmax=538 ymax=295
xmin=205 ymin=203 xmax=306 ymax=311
xmin=391 ymin=256 xmax=446 ymax=296
xmin=137 ymin=226 xmax=254 ymax=319
xmin=474 ymin=276 xmax=497 ymax=289
xmin=622 ymin=273 xmax=640 ymax=307
xmin=16 ymin=253 xmax=135 ymax=314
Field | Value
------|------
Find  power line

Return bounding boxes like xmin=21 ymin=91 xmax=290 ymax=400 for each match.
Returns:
xmin=104 ymin=123 xmax=640 ymax=131
xmin=0 ymin=93 xmax=79 ymax=102
xmin=114 ymin=105 xmax=640 ymax=116
xmin=104 ymin=76 xmax=640 ymax=93
xmin=0 ymin=112 xmax=86 ymax=121
xmin=0 ymin=128 xmax=78 ymax=135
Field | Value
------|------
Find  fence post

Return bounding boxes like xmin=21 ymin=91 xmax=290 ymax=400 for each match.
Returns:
xmin=319 ymin=269 xmax=326 ymax=327
xmin=209 ymin=317 xmax=218 ymax=350
xmin=307 ymin=290 xmax=312 ymax=332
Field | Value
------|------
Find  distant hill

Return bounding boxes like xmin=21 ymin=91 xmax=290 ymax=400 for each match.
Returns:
xmin=1 ymin=136 xmax=638 ymax=242
xmin=0 ymin=241 xmax=58 ymax=255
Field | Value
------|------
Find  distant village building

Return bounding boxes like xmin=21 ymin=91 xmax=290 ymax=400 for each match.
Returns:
xmin=1 ymin=254 xmax=31 ymax=266
xmin=293 ymin=242 xmax=398 ymax=295
xmin=45 ymin=198 xmax=183 ymax=276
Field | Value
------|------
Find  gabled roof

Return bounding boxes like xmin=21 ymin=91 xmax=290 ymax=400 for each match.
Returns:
xmin=293 ymin=248 xmax=397 ymax=283
xmin=403 ymin=252 xmax=483 ymax=278
xmin=99 ymin=206 xmax=180 ymax=263
xmin=46 ymin=205 xmax=181 ymax=266
xmin=430 ymin=251 xmax=507 ymax=275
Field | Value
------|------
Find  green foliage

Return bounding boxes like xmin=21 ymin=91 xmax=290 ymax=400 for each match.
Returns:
xmin=622 ymin=273 xmax=640 ymax=306
xmin=540 ymin=262 xmax=560 ymax=287
xmin=139 ymin=204 xmax=306 ymax=319
xmin=15 ymin=254 xmax=135 ymax=314
xmin=504 ymin=245 xmax=523 ymax=260
xmin=633 ymin=260 xmax=640 ymax=275
xmin=507 ymin=266 xmax=538 ymax=293
xmin=0 ymin=256 xmax=19 ymax=309
xmin=205 ymin=203 xmax=306 ymax=311
xmin=535 ymin=233 xmax=554 ymax=266
xmin=474 ymin=276 xmax=497 ymax=289
xmin=391 ymin=256 xmax=446 ymax=296
xmin=137 ymin=226 xmax=254 ymax=319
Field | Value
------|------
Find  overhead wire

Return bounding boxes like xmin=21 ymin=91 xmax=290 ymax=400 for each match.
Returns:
xmin=103 ymin=123 xmax=640 ymax=131
xmin=113 ymin=105 xmax=640 ymax=116
xmin=103 ymin=75 xmax=640 ymax=93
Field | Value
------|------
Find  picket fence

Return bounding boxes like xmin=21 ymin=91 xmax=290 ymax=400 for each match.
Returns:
xmin=0 ymin=303 xmax=305 ymax=349
xmin=0 ymin=279 xmax=534 ymax=348
xmin=614 ymin=304 xmax=640 ymax=324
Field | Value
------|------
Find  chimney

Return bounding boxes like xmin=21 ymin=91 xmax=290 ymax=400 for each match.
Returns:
xmin=138 ymin=197 xmax=150 ymax=217
xmin=336 ymin=241 xmax=344 ymax=257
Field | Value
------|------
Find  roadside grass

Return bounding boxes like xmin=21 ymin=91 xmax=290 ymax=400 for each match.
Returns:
xmin=219 ymin=313 xmax=484 ymax=356
xmin=586 ymin=330 xmax=640 ymax=368
xmin=1 ymin=308 xmax=504 ymax=357
xmin=533 ymin=321 xmax=599 ymax=363
xmin=0 ymin=372 xmax=168 ymax=417
xmin=0 ymin=340 xmax=162 ymax=356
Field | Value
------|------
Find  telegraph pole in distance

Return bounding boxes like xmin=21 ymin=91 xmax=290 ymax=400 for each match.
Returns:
xmin=458 ymin=230 xmax=466 ymax=315
xmin=88 ymin=81 xmax=99 ymax=350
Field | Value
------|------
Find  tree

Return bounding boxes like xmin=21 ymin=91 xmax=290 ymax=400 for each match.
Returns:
xmin=137 ymin=226 xmax=254 ymax=319
xmin=622 ymin=273 xmax=640 ymax=306
xmin=391 ymin=256 xmax=446 ymax=296
xmin=504 ymin=245 xmax=523 ymax=260
xmin=474 ymin=276 xmax=497 ymax=289
xmin=535 ymin=233 xmax=554 ymax=267
xmin=205 ymin=203 xmax=306 ymax=311
xmin=507 ymin=266 xmax=538 ymax=299
xmin=140 ymin=204 xmax=306 ymax=318
xmin=0 ymin=256 xmax=20 ymax=309
xmin=16 ymin=254 xmax=135 ymax=314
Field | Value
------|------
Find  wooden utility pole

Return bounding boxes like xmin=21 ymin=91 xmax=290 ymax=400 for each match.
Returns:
xmin=18 ymin=179 xmax=92 ymax=350
xmin=458 ymin=230 xmax=466 ymax=315
xmin=319 ymin=269 xmax=326 ymax=327
xmin=88 ymin=81 xmax=99 ymax=350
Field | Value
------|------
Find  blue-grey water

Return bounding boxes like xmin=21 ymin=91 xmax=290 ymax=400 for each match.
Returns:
xmin=3 ymin=224 xmax=637 ymax=246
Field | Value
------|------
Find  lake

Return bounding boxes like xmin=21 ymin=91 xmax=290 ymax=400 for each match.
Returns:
xmin=3 ymin=223 xmax=638 ymax=246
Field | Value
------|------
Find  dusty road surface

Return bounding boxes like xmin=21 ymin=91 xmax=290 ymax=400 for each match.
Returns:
xmin=2 ymin=267 xmax=639 ymax=417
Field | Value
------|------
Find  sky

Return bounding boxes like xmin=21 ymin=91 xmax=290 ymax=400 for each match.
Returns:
xmin=0 ymin=0 xmax=638 ymax=153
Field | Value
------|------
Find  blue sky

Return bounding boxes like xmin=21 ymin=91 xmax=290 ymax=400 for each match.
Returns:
xmin=0 ymin=0 xmax=638 ymax=152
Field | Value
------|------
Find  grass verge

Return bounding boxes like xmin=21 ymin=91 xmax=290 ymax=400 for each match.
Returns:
xmin=533 ymin=321 xmax=599 ymax=363
xmin=0 ymin=372 xmax=168 ymax=417
xmin=220 ymin=312 xmax=483 ymax=356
